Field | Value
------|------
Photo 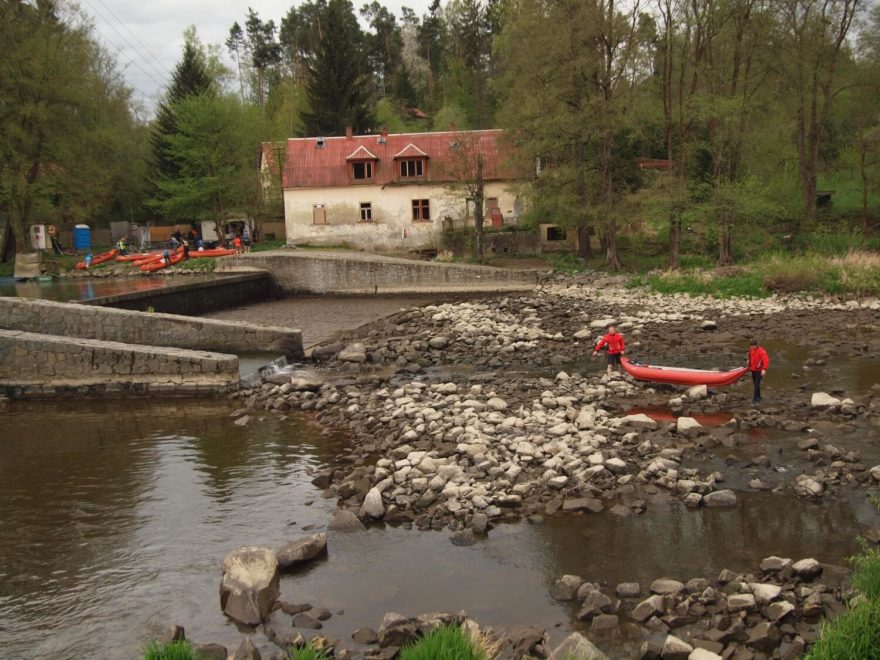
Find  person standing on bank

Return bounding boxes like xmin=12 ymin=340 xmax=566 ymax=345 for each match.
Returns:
xmin=748 ymin=340 xmax=770 ymax=404
xmin=593 ymin=325 xmax=625 ymax=377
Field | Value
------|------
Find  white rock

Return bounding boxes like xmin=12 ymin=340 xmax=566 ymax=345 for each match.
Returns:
xmin=360 ymin=487 xmax=385 ymax=519
xmin=686 ymin=384 xmax=708 ymax=400
xmin=661 ymin=635 xmax=693 ymax=658
xmin=676 ymin=416 xmax=703 ymax=435
xmin=703 ymin=490 xmax=737 ymax=507
xmin=792 ymin=558 xmax=822 ymax=578
xmin=487 ymin=397 xmax=508 ymax=411
xmin=617 ymin=413 xmax=658 ymax=430
xmin=749 ymin=583 xmax=782 ymax=604
xmin=689 ymin=649 xmax=722 ymax=660
xmin=811 ymin=392 xmax=841 ymax=409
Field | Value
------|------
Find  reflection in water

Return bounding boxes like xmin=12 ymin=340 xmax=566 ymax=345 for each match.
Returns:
xmin=0 ymin=275 xmax=222 ymax=302
xmin=0 ymin=399 xmax=875 ymax=659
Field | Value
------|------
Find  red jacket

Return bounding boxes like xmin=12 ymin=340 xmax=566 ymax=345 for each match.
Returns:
xmin=595 ymin=332 xmax=625 ymax=355
xmin=748 ymin=346 xmax=770 ymax=371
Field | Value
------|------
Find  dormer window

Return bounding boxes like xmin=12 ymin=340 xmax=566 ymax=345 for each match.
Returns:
xmin=399 ymin=159 xmax=424 ymax=177
xmin=393 ymin=143 xmax=429 ymax=180
xmin=352 ymin=161 xmax=373 ymax=180
xmin=345 ymin=145 xmax=379 ymax=183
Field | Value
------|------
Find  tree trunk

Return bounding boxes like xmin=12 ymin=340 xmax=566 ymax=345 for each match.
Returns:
xmin=472 ymin=157 xmax=485 ymax=261
xmin=601 ymin=133 xmax=621 ymax=270
xmin=718 ymin=208 xmax=733 ymax=265
xmin=860 ymin=127 xmax=870 ymax=236
xmin=668 ymin=215 xmax=681 ymax=269
xmin=576 ymin=226 xmax=592 ymax=259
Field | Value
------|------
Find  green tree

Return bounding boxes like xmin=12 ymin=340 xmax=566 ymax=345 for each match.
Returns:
xmin=302 ymin=0 xmax=374 ymax=135
xmin=244 ymin=8 xmax=282 ymax=108
xmin=148 ymin=94 xmax=266 ymax=238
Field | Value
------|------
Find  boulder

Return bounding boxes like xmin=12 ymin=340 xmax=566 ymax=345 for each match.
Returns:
xmin=651 ymin=578 xmax=685 ymax=596
xmin=550 ymin=575 xmax=584 ymax=602
xmin=766 ymin=600 xmax=795 ymax=622
xmin=292 ymin=612 xmax=323 ymax=629
xmin=792 ymin=558 xmax=822 ymax=579
xmin=700 ymin=320 xmax=717 ymax=331
xmin=219 ymin=547 xmax=280 ymax=626
xmin=487 ymin=397 xmax=508 ymax=411
xmin=703 ymin=490 xmax=737 ymax=507
xmin=686 ymin=384 xmax=708 ymax=401
xmin=749 ymin=583 xmax=782 ymax=604
xmin=428 ymin=336 xmax=450 ymax=349
xmin=618 ymin=413 xmax=659 ymax=430
xmin=289 ymin=370 xmax=324 ymax=391
xmin=616 ymin=582 xmax=641 ymax=598
xmin=360 ymin=487 xmax=385 ymax=519
xmin=727 ymin=593 xmax=756 ymax=613
xmin=760 ymin=556 xmax=792 ymax=573
xmin=661 ymin=634 xmax=693 ymax=659
xmin=811 ymin=392 xmax=841 ymax=409
xmin=276 ymin=533 xmax=328 ymax=571
xmin=562 ymin=498 xmax=604 ymax=513
xmin=746 ymin=621 xmax=780 ymax=653
xmin=352 ymin=627 xmax=379 ymax=644
xmin=632 ymin=595 xmax=664 ymax=622
xmin=232 ymin=637 xmax=261 ymax=660
xmin=676 ymin=417 xmax=703 ymax=436
xmin=549 ymin=632 xmax=608 ymax=659
xmin=590 ymin=318 xmax=617 ymax=330
xmin=377 ymin=612 xmax=419 ymax=648
xmin=193 ymin=643 xmax=227 ymax=660
xmin=793 ymin=475 xmax=824 ymax=498
xmin=577 ymin=591 xmax=616 ymax=620
xmin=338 ymin=343 xmax=368 ymax=363
xmin=329 ymin=509 xmax=366 ymax=531
xmin=689 ymin=649 xmax=722 ymax=660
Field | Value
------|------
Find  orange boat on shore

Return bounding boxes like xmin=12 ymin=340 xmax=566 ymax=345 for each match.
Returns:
xmin=139 ymin=253 xmax=184 ymax=272
xmin=74 ymin=249 xmax=118 ymax=270
xmin=621 ymin=357 xmax=748 ymax=387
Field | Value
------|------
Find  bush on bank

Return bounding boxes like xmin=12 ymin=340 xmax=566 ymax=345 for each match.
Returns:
xmin=142 ymin=640 xmax=197 ymax=660
xmin=399 ymin=625 xmax=486 ymax=660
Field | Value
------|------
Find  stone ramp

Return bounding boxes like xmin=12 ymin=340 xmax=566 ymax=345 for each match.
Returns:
xmin=216 ymin=249 xmax=543 ymax=295
xmin=0 ymin=329 xmax=239 ymax=398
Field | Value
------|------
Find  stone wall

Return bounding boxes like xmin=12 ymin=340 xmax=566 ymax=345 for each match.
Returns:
xmin=0 ymin=329 xmax=239 ymax=398
xmin=80 ymin=272 xmax=277 ymax=316
xmin=217 ymin=250 xmax=540 ymax=295
xmin=0 ymin=297 xmax=303 ymax=357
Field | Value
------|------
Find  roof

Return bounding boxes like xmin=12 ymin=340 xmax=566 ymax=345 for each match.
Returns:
xmin=283 ymin=129 xmax=518 ymax=189
xmin=345 ymin=145 xmax=379 ymax=161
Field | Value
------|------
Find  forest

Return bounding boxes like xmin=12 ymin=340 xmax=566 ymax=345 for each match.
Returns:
xmin=1 ymin=0 xmax=879 ymax=269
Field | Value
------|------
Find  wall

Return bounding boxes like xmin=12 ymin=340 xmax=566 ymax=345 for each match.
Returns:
xmin=82 ymin=272 xmax=277 ymax=316
xmin=0 ymin=329 xmax=239 ymax=398
xmin=283 ymin=181 xmax=518 ymax=251
xmin=0 ymin=296 xmax=303 ymax=357
xmin=216 ymin=250 xmax=539 ymax=294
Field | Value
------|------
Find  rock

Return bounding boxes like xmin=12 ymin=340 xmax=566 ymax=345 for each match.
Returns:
xmin=292 ymin=613 xmax=323 ymax=629
xmin=760 ymin=556 xmax=792 ymax=573
xmin=509 ymin=626 xmax=547 ymax=655
xmin=219 ymin=547 xmax=280 ymax=626
xmin=234 ymin=415 xmax=251 ymax=427
xmin=289 ymin=371 xmax=324 ymax=391
xmin=616 ymin=582 xmax=641 ymax=598
xmin=377 ymin=612 xmax=418 ymax=648
xmin=686 ymin=384 xmax=708 ymax=401
xmin=158 ymin=625 xmax=185 ymax=644
xmin=651 ymin=578 xmax=685 ymax=596
xmin=428 ymin=336 xmax=450 ymax=349
xmin=232 ymin=637 xmax=261 ymax=660
xmin=577 ymin=591 xmax=616 ymax=620
xmin=792 ymin=558 xmax=822 ymax=579
xmin=591 ymin=614 xmax=619 ymax=633
xmin=676 ymin=417 xmax=703 ymax=436
xmin=811 ymin=392 xmax=841 ymax=409
xmin=749 ymin=583 xmax=782 ymax=604
xmin=487 ymin=397 xmax=508 ymax=411
xmin=590 ymin=318 xmax=617 ymax=329
xmin=338 ymin=343 xmax=367 ymax=363
xmin=329 ymin=509 xmax=366 ymax=531
xmin=632 ymin=595 xmax=664 ymax=622
xmin=793 ymin=475 xmax=824 ymax=498
xmin=703 ymin=490 xmax=737 ymax=507
xmin=193 ymin=643 xmax=227 ymax=660
xmin=766 ymin=600 xmax=795 ymax=622
xmin=550 ymin=632 xmax=608 ymax=659
xmin=747 ymin=621 xmax=780 ymax=653
xmin=312 ymin=607 xmax=332 ymax=621
xmin=276 ymin=533 xmax=328 ymax=571
xmin=619 ymin=413 xmax=659 ymax=430
xmin=450 ymin=529 xmax=477 ymax=546
xmin=360 ymin=487 xmax=385 ymax=519
xmin=352 ymin=627 xmax=379 ymax=644
xmin=562 ymin=497 xmax=604 ymax=513
xmin=871 ymin=465 xmax=880 ymax=481
xmin=550 ymin=575 xmax=584 ymax=601
xmin=661 ymin=634 xmax=693 ymax=659
xmin=689 ymin=649 xmax=721 ymax=660
xmin=700 ymin=320 xmax=717 ymax=331
xmin=683 ymin=493 xmax=703 ymax=507
xmin=471 ymin=513 xmax=489 ymax=534
xmin=727 ymin=593 xmax=756 ymax=613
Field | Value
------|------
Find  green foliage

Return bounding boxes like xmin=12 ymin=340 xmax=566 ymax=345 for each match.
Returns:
xmin=251 ymin=239 xmax=286 ymax=252
xmin=806 ymin=599 xmax=880 ymax=660
xmin=399 ymin=626 xmax=485 ymax=660
xmin=432 ymin=104 xmax=470 ymax=131
xmin=287 ymin=646 xmax=330 ymax=660
xmin=142 ymin=640 xmax=196 ymax=660
xmin=635 ymin=270 xmax=769 ymax=298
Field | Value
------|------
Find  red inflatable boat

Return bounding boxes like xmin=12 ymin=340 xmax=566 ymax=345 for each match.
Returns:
xmin=139 ymin=252 xmax=184 ymax=272
xmin=115 ymin=251 xmax=161 ymax=262
xmin=621 ymin=357 xmax=748 ymax=387
xmin=189 ymin=248 xmax=237 ymax=258
xmin=74 ymin=249 xmax=118 ymax=270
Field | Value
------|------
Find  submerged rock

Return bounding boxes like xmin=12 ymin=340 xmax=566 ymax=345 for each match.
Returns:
xmin=276 ymin=533 xmax=328 ymax=571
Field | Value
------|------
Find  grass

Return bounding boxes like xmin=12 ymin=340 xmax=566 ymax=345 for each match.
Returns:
xmin=143 ymin=641 xmax=197 ymax=660
xmin=399 ymin=625 xmax=486 ymax=660
xmin=251 ymin=239 xmax=286 ymax=252
xmin=287 ymin=646 xmax=331 ymax=660
xmin=178 ymin=258 xmax=216 ymax=273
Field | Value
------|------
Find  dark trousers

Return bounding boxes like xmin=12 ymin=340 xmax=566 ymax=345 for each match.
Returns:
xmin=751 ymin=371 xmax=762 ymax=402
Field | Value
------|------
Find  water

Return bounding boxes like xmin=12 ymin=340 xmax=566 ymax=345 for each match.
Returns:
xmin=1 ymin=396 xmax=876 ymax=659
xmin=0 ymin=275 xmax=222 ymax=302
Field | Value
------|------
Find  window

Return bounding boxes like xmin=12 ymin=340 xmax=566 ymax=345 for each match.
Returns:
xmin=546 ymin=226 xmax=567 ymax=241
xmin=359 ymin=202 xmax=372 ymax=222
xmin=399 ymin=159 xmax=424 ymax=178
xmin=411 ymin=199 xmax=430 ymax=222
xmin=313 ymin=204 xmax=326 ymax=225
xmin=352 ymin=161 xmax=373 ymax=180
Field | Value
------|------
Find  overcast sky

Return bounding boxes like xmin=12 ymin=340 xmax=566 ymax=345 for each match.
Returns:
xmin=82 ymin=0 xmax=431 ymax=116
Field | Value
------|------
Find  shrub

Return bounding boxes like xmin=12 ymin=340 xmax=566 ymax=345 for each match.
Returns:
xmin=142 ymin=641 xmax=197 ymax=660
xmin=399 ymin=626 xmax=485 ymax=660
xmin=287 ymin=646 xmax=331 ymax=660
xmin=805 ymin=597 xmax=880 ymax=660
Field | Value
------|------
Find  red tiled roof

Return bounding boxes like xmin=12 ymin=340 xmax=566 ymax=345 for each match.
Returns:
xmin=283 ymin=129 xmax=517 ymax=189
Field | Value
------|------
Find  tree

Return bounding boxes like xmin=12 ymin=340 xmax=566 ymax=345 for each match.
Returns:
xmin=0 ymin=0 xmax=145 ymax=256
xmin=244 ymin=8 xmax=282 ymax=108
xmin=361 ymin=1 xmax=403 ymax=97
xmin=441 ymin=133 xmax=487 ymax=259
xmin=302 ymin=0 xmax=374 ymax=135
xmin=148 ymin=94 xmax=266 ymax=239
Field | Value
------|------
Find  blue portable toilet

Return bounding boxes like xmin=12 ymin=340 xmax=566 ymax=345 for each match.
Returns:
xmin=72 ymin=224 xmax=91 ymax=250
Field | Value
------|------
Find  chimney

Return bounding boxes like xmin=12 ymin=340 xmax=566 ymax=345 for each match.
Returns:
xmin=345 ymin=126 xmax=353 ymax=140
xmin=380 ymin=126 xmax=388 ymax=138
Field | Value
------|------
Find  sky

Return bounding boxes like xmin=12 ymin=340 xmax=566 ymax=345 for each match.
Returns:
xmin=81 ymin=0 xmax=431 ymax=116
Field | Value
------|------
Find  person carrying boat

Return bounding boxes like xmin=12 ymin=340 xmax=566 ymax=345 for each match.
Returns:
xmin=592 ymin=325 xmax=625 ymax=377
xmin=748 ymin=340 xmax=770 ymax=404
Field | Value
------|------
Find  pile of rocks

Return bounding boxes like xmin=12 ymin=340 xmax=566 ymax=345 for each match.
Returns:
xmin=550 ymin=555 xmax=841 ymax=659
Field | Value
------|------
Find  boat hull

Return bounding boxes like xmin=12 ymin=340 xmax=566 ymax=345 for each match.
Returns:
xmin=139 ymin=253 xmax=184 ymax=272
xmin=621 ymin=357 xmax=748 ymax=387
xmin=74 ymin=249 xmax=118 ymax=270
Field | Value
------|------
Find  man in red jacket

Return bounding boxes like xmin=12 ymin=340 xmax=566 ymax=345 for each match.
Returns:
xmin=593 ymin=325 xmax=625 ymax=377
xmin=748 ymin=339 xmax=770 ymax=404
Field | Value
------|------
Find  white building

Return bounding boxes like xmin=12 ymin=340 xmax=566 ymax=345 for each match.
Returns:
xmin=282 ymin=129 xmax=522 ymax=251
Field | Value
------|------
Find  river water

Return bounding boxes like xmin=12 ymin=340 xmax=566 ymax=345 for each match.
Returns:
xmin=0 ymin=395 xmax=873 ymax=659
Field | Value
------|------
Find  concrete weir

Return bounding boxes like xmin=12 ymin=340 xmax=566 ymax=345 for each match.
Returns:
xmin=216 ymin=249 xmax=542 ymax=295
xmin=0 ymin=297 xmax=304 ymax=398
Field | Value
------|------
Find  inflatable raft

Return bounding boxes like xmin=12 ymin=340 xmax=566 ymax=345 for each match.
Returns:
xmin=621 ymin=357 xmax=748 ymax=387
xmin=139 ymin=252 xmax=184 ymax=272
xmin=115 ymin=251 xmax=161 ymax=262
xmin=74 ymin=249 xmax=118 ymax=270
xmin=189 ymin=248 xmax=237 ymax=258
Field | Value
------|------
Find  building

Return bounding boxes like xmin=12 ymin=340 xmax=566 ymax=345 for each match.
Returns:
xmin=282 ymin=128 xmax=522 ymax=251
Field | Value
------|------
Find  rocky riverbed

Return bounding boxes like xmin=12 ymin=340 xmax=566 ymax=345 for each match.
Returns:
xmin=208 ymin=277 xmax=880 ymax=658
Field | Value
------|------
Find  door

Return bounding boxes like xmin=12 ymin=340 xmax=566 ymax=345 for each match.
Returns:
xmin=313 ymin=204 xmax=326 ymax=225
xmin=486 ymin=197 xmax=502 ymax=229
